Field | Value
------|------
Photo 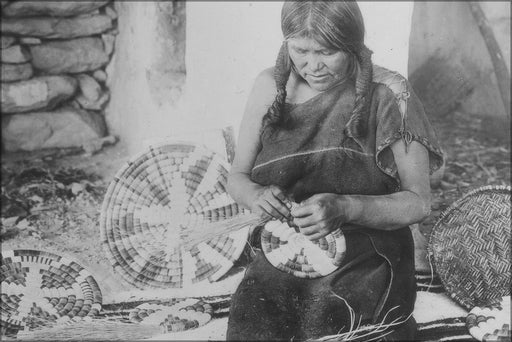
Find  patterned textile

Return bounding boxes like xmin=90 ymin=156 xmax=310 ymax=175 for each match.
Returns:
xmin=415 ymin=271 xmax=472 ymax=341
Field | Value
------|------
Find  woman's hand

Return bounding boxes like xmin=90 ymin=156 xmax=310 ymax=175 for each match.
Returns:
xmin=249 ymin=185 xmax=291 ymax=221
xmin=291 ymin=194 xmax=348 ymax=240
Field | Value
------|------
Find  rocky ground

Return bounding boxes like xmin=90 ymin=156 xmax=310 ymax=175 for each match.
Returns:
xmin=1 ymin=110 xmax=510 ymax=300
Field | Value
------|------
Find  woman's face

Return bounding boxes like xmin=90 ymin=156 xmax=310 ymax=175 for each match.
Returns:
xmin=287 ymin=37 xmax=351 ymax=92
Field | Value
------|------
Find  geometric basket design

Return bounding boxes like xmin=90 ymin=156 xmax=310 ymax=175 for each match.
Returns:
xmin=428 ymin=185 xmax=511 ymax=310
xmin=1 ymin=249 xmax=102 ymax=336
xmin=261 ymin=220 xmax=346 ymax=278
xmin=100 ymin=142 xmax=249 ymax=289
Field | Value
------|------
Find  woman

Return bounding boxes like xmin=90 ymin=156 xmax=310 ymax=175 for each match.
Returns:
xmin=226 ymin=1 xmax=443 ymax=341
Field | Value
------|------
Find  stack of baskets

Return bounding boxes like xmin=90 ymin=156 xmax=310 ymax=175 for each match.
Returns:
xmin=100 ymin=142 xmax=250 ymax=289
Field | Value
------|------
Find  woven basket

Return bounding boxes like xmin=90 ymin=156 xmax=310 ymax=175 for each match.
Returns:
xmin=100 ymin=142 xmax=249 ymax=289
xmin=428 ymin=185 xmax=511 ymax=310
xmin=129 ymin=298 xmax=212 ymax=333
xmin=0 ymin=249 xmax=102 ymax=336
xmin=261 ymin=220 xmax=346 ymax=278
xmin=466 ymin=296 xmax=510 ymax=342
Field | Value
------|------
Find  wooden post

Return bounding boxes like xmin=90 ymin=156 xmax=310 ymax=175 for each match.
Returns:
xmin=468 ymin=2 xmax=510 ymax=117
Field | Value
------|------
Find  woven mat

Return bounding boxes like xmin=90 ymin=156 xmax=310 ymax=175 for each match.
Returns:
xmin=15 ymin=295 xmax=232 ymax=340
xmin=261 ymin=220 xmax=346 ymax=278
xmin=416 ymin=295 xmax=511 ymax=342
xmin=100 ymin=142 xmax=249 ymax=289
xmin=1 ymin=249 xmax=102 ymax=337
xmin=428 ymin=185 xmax=511 ymax=310
xmin=9 ymin=271 xmax=478 ymax=341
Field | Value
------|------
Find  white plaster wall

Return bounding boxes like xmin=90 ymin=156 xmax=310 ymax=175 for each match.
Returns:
xmin=107 ymin=2 xmax=188 ymax=154
xmin=184 ymin=1 xmax=413 ymax=137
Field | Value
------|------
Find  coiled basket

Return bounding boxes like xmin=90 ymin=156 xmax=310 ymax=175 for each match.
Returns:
xmin=100 ymin=142 xmax=249 ymax=289
xmin=1 ymin=249 xmax=102 ymax=335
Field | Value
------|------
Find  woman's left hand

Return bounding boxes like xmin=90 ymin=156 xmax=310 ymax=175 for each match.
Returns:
xmin=290 ymin=194 xmax=348 ymax=240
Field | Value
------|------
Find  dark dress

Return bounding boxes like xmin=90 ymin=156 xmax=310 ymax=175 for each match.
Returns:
xmin=227 ymin=79 xmax=443 ymax=341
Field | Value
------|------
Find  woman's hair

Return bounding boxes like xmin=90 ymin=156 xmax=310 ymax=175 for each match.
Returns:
xmin=261 ymin=1 xmax=373 ymax=142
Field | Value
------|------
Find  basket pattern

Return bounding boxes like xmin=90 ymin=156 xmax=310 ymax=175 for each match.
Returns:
xmin=100 ymin=142 xmax=249 ymax=289
xmin=0 ymin=249 xmax=102 ymax=335
xmin=429 ymin=185 xmax=511 ymax=310
xmin=261 ymin=220 xmax=346 ymax=278
xmin=466 ymin=296 xmax=510 ymax=342
xmin=128 ymin=298 xmax=212 ymax=333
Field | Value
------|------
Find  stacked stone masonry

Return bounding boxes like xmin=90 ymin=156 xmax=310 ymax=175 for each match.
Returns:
xmin=1 ymin=1 xmax=117 ymax=152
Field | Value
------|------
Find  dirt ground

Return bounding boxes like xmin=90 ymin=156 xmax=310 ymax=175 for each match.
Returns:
xmin=1 ymin=109 xmax=510 ymax=302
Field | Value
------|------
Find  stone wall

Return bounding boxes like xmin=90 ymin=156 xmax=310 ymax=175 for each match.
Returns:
xmin=1 ymin=1 xmax=117 ymax=152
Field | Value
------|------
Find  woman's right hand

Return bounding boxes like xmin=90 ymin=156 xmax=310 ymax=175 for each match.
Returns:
xmin=249 ymin=185 xmax=291 ymax=221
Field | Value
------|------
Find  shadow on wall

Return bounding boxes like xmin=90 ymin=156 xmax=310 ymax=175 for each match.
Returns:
xmin=408 ymin=1 xmax=510 ymax=132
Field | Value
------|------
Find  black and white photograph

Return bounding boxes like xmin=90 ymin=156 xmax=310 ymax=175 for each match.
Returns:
xmin=1 ymin=1 xmax=510 ymax=341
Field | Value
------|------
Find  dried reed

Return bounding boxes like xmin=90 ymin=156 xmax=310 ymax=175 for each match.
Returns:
xmin=312 ymin=293 xmax=412 ymax=342
xmin=16 ymin=321 xmax=160 ymax=341
xmin=181 ymin=212 xmax=269 ymax=250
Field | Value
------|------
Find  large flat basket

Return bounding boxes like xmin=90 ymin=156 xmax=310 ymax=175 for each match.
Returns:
xmin=428 ymin=185 xmax=511 ymax=310
xmin=100 ymin=142 xmax=249 ymax=289
xmin=1 ymin=249 xmax=102 ymax=336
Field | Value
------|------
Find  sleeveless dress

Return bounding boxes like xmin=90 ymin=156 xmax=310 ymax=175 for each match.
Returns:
xmin=227 ymin=80 xmax=443 ymax=341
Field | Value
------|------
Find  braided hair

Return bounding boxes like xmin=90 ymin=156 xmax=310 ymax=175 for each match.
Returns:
xmin=345 ymin=45 xmax=373 ymax=140
xmin=261 ymin=41 xmax=292 ymax=131
xmin=261 ymin=1 xmax=374 ymax=144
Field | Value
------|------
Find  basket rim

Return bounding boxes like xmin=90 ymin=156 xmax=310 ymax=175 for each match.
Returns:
xmin=427 ymin=185 xmax=511 ymax=309
xmin=428 ymin=184 xmax=511 ymax=253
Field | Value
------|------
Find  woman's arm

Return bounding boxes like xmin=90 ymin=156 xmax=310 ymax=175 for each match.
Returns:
xmin=292 ymin=140 xmax=431 ymax=240
xmin=227 ymin=68 xmax=291 ymax=220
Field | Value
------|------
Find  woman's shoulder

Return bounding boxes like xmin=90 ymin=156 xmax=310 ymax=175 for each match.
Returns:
xmin=242 ymin=67 xmax=277 ymax=122
xmin=370 ymin=82 xmax=398 ymax=103
xmin=255 ymin=67 xmax=276 ymax=89
xmin=372 ymin=65 xmax=409 ymax=97
xmin=249 ymin=67 xmax=277 ymax=102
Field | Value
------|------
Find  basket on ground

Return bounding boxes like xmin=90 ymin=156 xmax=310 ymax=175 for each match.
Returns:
xmin=428 ymin=185 xmax=511 ymax=310
xmin=100 ymin=142 xmax=249 ymax=289
xmin=466 ymin=296 xmax=510 ymax=342
xmin=1 ymin=249 xmax=102 ymax=336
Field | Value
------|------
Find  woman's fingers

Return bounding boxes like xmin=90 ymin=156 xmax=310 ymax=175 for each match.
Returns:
xmin=269 ymin=187 xmax=292 ymax=218
xmin=254 ymin=204 xmax=275 ymax=220
xmin=298 ymin=225 xmax=316 ymax=235
xmin=290 ymin=203 xmax=314 ymax=218
xmin=270 ymin=186 xmax=288 ymax=202
xmin=257 ymin=186 xmax=291 ymax=219
xmin=251 ymin=185 xmax=291 ymax=220
xmin=269 ymin=198 xmax=291 ymax=219
xmin=299 ymin=225 xmax=327 ymax=240
xmin=258 ymin=200 xmax=288 ymax=221
xmin=292 ymin=214 xmax=317 ymax=228
xmin=305 ymin=232 xmax=326 ymax=241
